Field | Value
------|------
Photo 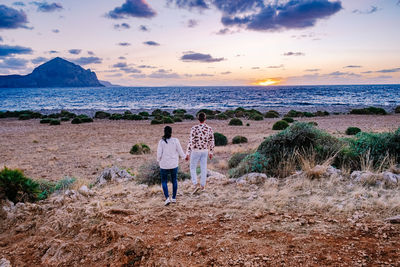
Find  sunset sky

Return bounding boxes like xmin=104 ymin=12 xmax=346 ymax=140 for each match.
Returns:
xmin=0 ymin=0 xmax=400 ymax=86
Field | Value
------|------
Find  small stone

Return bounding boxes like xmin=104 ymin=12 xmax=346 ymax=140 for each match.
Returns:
xmin=385 ymin=215 xmax=400 ymax=224
xmin=185 ymin=232 xmax=194 ymax=236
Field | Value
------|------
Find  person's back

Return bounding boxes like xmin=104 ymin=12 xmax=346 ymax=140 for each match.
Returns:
xmin=158 ymin=137 xmax=184 ymax=170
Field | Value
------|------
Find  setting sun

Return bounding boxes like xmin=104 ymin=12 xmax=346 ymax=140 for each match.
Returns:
xmin=253 ymin=79 xmax=281 ymax=86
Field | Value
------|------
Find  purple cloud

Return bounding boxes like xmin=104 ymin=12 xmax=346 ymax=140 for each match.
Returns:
xmin=221 ymin=71 xmax=231 ymax=75
xmin=138 ymin=65 xmax=156 ymax=68
xmin=31 ymin=2 xmax=63 ymax=12
xmin=0 ymin=44 xmax=33 ymax=57
xmin=187 ymin=19 xmax=198 ymax=28
xmin=139 ymin=25 xmax=149 ymax=31
xmin=267 ymin=64 xmax=284 ymax=69
xmin=72 ymin=56 xmax=102 ymax=65
xmin=149 ymin=69 xmax=180 ymax=78
xmin=113 ymin=62 xmax=127 ymax=68
xmin=344 ymin=65 xmax=361 ymax=68
xmin=68 ymin=49 xmax=81 ymax=55
xmin=13 ymin=2 xmax=25 ymax=6
xmin=143 ymin=41 xmax=159 ymax=46
xmin=52 ymin=29 xmax=59 ymax=33
xmin=167 ymin=0 xmax=209 ymax=10
xmin=107 ymin=0 xmax=156 ymax=19
xmin=353 ymin=6 xmax=378 ymax=15
xmin=376 ymin=68 xmax=400 ymax=73
xmin=0 ymin=57 xmax=28 ymax=69
xmin=31 ymin=56 xmax=48 ymax=64
xmin=118 ymin=42 xmax=131 ymax=46
xmin=114 ymin=23 xmax=130 ymax=30
xmin=181 ymin=52 xmax=224 ymax=62
xmin=0 ymin=5 xmax=29 ymax=29
xmin=283 ymin=52 xmax=305 ymax=56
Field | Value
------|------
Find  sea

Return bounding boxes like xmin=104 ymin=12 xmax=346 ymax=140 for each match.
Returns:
xmin=0 ymin=84 xmax=399 ymax=114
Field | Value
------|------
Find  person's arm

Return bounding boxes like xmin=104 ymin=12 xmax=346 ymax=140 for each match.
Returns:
xmin=157 ymin=140 xmax=163 ymax=162
xmin=208 ymin=127 xmax=215 ymax=156
xmin=186 ymin=127 xmax=194 ymax=156
xmin=176 ymin=139 xmax=186 ymax=159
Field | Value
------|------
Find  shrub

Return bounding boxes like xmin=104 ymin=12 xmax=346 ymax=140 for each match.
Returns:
xmin=71 ymin=117 xmax=82 ymax=124
xmin=109 ymin=113 xmax=123 ymax=120
xmin=124 ymin=110 xmax=132 ymax=116
xmin=184 ymin=114 xmax=194 ymax=120
xmin=162 ymin=111 xmax=170 ymax=117
xmin=249 ymin=113 xmax=264 ymax=121
xmin=125 ymin=114 xmax=143 ymax=120
xmin=0 ymin=167 xmax=40 ymax=203
xmin=272 ymin=120 xmax=289 ymax=130
xmin=350 ymin=107 xmax=387 ymax=115
xmin=303 ymin=112 xmax=315 ymax=118
xmin=346 ymin=127 xmax=361 ymax=135
xmin=130 ymin=143 xmax=151 ymax=155
xmin=265 ymin=111 xmax=280 ymax=118
xmin=197 ymin=109 xmax=215 ymax=116
xmin=214 ymin=132 xmax=228 ymax=146
xmin=228 ymin=153 xmax=249 ymax=169
xmin=163 ymin=117 xmax=174 ymax=124
xmin=173 ymin=109 xmax=186 ymax=114
xmin=229 ymin=118 xmax=243 ymax=126
xmin=285 ymin=110 xmax=303 ymax=117
xmin=152 ymin=109 xmax=162 ymax=116
xmin=139 ymin=111 xmax=150 ymax=117
xmin=36 ymin=176 xmax=76 ymax=200
xmin=216 ymin=113 xmax=229 ymax=120
xmin=136 ymin=160 xmax=190 ymax=185
xmin=151 ymin=119 xmax=163 ymax=125
xmin=49 ymin=119 xmax=61 ymax=125
xmin=308 ymin=121 xmax=318 ymax=126
xmin=48 ymin=113 xmax=60 ymax=119
xmin=314 ymin=111 xmax=329 ymax=116
xmin=224 ymin=110 xmax=235 ymax=118
xmin=40 ymin=118 xmax=52 ymax=124
xmin=60 ymin=117 xmax=70 ymax=121
xmin=229 ymin=152 xmax=269 ymax=178
xmin=282 ymin=117 xmax=294 ymax=123
xmin=95 ymin=111 xmax=111 ymax=119
xmin=246 ymin=123 xmax=250 ymax=126
xmin=81 ymin=117 xmax=93 ymax=123
xmin=235 ymin=110 xmax=245 ymax=118
xmin=232 ymin=135 xmax=248 ymax=144
xmin=60 ymin=110 xmax=76 ymax=118
xmin=18 ymin=113 xmax=31 ymax=120
xmin=395 ymin=106 xmax=400 ymax=113
xmin=173 ymin=116 xmax=183 ymax=122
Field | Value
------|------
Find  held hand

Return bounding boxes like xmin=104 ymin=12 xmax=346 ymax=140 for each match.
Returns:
xmin=185 ymin=155 xmax=190 ymax=161
xmin=209 ymin=154 xmax=213 ymax=160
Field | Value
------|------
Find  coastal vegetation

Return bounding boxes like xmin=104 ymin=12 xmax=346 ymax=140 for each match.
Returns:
xmin=232 ymin=135 xmax=248 ymax=144
xmin=130 ymin=143 xmax=151 ymax=155
xmin=346 ymin=127 xmax=361 ymax=135
xmin=214 ymin=132 xmax=228 ymax=146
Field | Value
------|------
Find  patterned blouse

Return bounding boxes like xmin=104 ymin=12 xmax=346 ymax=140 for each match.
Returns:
xmin=186 ymin=123 xmax=215 ymax=155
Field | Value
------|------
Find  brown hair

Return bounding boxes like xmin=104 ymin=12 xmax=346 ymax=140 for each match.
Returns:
xmin=198 ymin=112 xmax=206 ymax=123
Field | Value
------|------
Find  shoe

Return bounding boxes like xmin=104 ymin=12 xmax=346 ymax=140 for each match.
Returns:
xmin=201 ymin=186 xmax=206 ymax=191
xmin=164 ymin=198 xmax=171 ymax=206
xmin=191 ymin=185 xmax=200 ymax=195
xmin=171 ymin=198 xmax=176 ymax=203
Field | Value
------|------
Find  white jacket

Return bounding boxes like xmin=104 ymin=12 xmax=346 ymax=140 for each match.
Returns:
xmin=157 ymin=137 xmax=186 ymax=169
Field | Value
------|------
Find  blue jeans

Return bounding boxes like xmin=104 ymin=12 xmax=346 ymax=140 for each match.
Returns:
xmin=160 ymin=167 xmax=178 ymax=199
xmin=190 ymin=151 xmax=208 ymax=187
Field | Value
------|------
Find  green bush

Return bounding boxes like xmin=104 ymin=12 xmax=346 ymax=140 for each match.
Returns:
xmin=60 ymin=110 xmax=76 ymax=118
xmin=151 ymin=119 xmax=163 ymax=125
xmin=18 ymin=114 xmax=31 ymax=120
xmin=40 ymin=118 xmax=52 ymax=124
xmin=229 ymin=152 xmax=269 ymax=178
xmin=232 ymin=136 xmax=248 ymax=144
xmin=109 ymin=113 xmax=123 ymax=120
xmin=130 ymin=143 xmax=151 ymax=155
xmin=249 ymin=113 xmax=264 ymax=121
xmin=214 ymin=132 xmax=228 ymax=146
xmin=49 ymin=119 xmax=61 ymax=125
xmin=125 ymin=114 xmax=143 ymax=120
xmin=285 ymin=110 xmax=303 ymax=117
xmin=229 ymin=118 xmax=243 ymax=126
xmin=303 ymin=112 xmax=315 ymax=118
xmin=173 ymin=109 xmax=186 ymax=114
xmin=36 ymin=176 xmax=76 ymax=200
xmin=282 ymin=117 xmax=294 ymax=123
xmin=216 ymin=113 xmax=229 ymax=120
xmin=345 ymin=127 xmax=361 ymax=135
xmin=223 ymin=110 xmax=235 ymax=118
xmin=246 ymin=123 xmax=250 ymax=126
xmin=308 ymin=121 xmax=318 ymax=126
xmin=173 ymin=116 xmax=183 ymax=122
xmin=228 ymin=153 xmax=249 ymax=169
xmin=197 ymin=109 xmax=215 ymax=116
xmin=152 ymin=109 xmax=162 ymax=116
xmin=60 ymin=117 xmax=70 ymax=121
xmin=0 ymin=167 xmax=40 ymax=203
xmin=314 ymin=111 xmax=329 ymax=116
xmin=139 ymin=111 xmax=150 ymax=117
xmin=71 ymin=117 xmax=83 ymax=124
xmin=395 ymin=106 xmax=400 ymax=113
xmin=350 ymin=107 xmax=387 ymax=115
xmin=264 ymin=111 xmax=280 ymax=118
xmin=81 ymin=117 xmax=93 ymax=123
xmin=272 ymin=120 xmax=289 ymax=130
xmin=184 ymin=114 xmax=194 ymax=120
xmin=95 ymin=111 xmax=111 ymax=119
xmin=163 ymin=117 xmax=174 ymax=124
xmin=136 ymin=160 xmax=190 ymax=185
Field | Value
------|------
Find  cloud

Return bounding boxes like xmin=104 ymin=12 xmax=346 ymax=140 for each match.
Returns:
xmin=220 ymin=0 xmax=342 ymax=31
xmin=0 ymin=57 xmax=28 ymax=69
xmin=31 ymin=56 xmax=48 ymax=64
xmin=118 ymin=56 xmax=126 ymax=60
xmin=353 ymin=6 xmax=378 ymax=14
xmin=138 ymin=65 xmax=156 ymax=68
xmin=167 ymin=0 xmax=209 ymax=10
xmin=195 ymin=73 xmax=214 ymax=77
xmin=113 ymin=62 xmax=142 ymax=73
xmin=252 ymin=67 xmax=260 ymax=69
xmin=0 ymin=44 xmax=33 ymax=57
xmin=72 ymin=56 xmax=102 ymax=65
xmin=221 ymin=71 xmax=231 ymax=75
xmin=143 ymin=41 xmax=160 ymax=46
xmin=267 ymin=64 xmax=284 ymax=68
xmin=328 ymin=71 xmax=361 ymax=77
xmin=118 ymin=42 xmax=131 ymax=46
xmin=305 ymin=68 xmax=320 ymax=72
xmin=48 ymin=50 xmax=58 ymax=54
xmin=0 ymin=36 xmax=2 ymax=42
xmin=107 ymin=0 xmax=156 ymax=19
xmin=344 ymin=65 xmax=361 ymax=68
xmin=87 ymin=51 xmax=94 ymax=55
xmin=68 ymin=49 xmax=82 ymax=55
xmin=361 ymin=71 xmax=373 ymax=74
xmin=113 ymin=62 xmax=127 ymax=68
xmin=376 ymin=75 xmax=392 ymax=79
xmin=149 ymin=69 xmax=180 ymax=78
xmin=106 ymin=73 xmax=123 ymax=77
xmin=187 ymin=19 xmax=198 ymax=28
xmin=181 ymin=52 xmax=224 ymax=62
xmin=215 ymin=27 xmax=239 ymax=35
xmin=13 ymin=2 xmax=25 ymax=6
xmin=139 ymin=25 xmax=149 ymax=31
xmin=283 ymin=52 xmax=305 ymax=56
xmin=376 ymin=67 xmax=400 ymax=73
xmin=114 ymin=23 xmax=130 ymax=30
xmin=31 ymin=1 xmax=63 ymax=12
xmin=52 ymin=29 xmax=59 ymax=33
xmin=0 ymin=4 xmax=29 ymax=29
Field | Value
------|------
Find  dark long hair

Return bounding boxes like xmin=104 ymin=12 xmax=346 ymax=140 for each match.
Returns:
xmin=162 ymin=126 xmax=172 ymax=143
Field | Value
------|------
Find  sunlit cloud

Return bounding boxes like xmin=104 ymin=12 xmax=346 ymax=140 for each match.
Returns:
xmin=252 ymin=78 xmax=282 ymax=86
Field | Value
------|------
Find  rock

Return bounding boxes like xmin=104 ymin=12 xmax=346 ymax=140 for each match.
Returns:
xmin=96 ymin=166 xmax=133 ymax=185
xmin=385 ymin=215 xmax=400 ymax=224
xmin=0 ymin=258 xmax=12 ymax=267
xmin=239 ymin=173 xmax=268 ymax=185
xmin=350 ymin=171 xmax=382 ymax=185
xmin=326 ymin=166 xmax=341 ymax=176
xmin=78 ymin=185 xmax=94 ymax=197
xmin=185 ymin=232 xmax=194 ymax=236
xmin=207 ymin=170 xmax=226 ymax=179
xmin=382 ymin=172 xmax=400 ymax=184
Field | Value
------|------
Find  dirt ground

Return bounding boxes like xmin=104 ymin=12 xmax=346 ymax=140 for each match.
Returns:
xmin=1 ymin=115 xmax=400 ymax=266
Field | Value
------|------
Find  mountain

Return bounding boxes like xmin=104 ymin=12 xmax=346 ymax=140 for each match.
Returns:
xmin=99 ymin=80 xmax=121 ymax=87
xmin=0 ymin=57 xmax=104 ymax=88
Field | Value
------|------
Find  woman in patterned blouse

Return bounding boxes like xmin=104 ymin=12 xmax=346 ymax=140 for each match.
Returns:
xmin=185 ymin=112 xmax=215 ymax=193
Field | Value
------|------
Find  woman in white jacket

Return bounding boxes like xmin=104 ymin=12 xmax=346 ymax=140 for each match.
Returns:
xmin=157 ymin=126 xmax=186 ymax=206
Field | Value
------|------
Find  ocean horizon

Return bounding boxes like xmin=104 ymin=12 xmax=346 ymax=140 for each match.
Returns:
xmin=1 ymin=84 xmax=400 ymax=114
